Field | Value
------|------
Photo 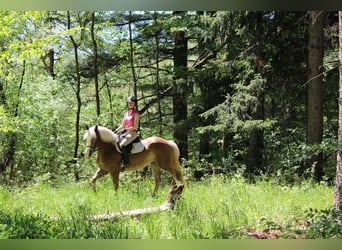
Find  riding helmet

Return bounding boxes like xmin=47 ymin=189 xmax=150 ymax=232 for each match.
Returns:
xmin=127 ymin=96 xmax=137 ymax=103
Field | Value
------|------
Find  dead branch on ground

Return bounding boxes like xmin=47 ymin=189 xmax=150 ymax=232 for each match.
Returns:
xmin=88 ymin=184 xmax=184 ymax=221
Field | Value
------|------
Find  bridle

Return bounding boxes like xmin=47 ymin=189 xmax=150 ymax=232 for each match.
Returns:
xmin=86 ymin=135 xmax=98 ymax=156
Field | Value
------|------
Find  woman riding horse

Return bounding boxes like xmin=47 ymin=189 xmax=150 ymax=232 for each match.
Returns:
xmin=83 ymin=125 xmax=185 ymax=196
xmin=114 ymin=96 xmax=139 ymax=167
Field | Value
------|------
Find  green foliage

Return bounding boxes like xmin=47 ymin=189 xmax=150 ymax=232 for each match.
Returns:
xmin=304 ymin=208 xmax=342 ymax=238
xmin=0 ymin=176 xmax=334 ymax=239
xmin=0 ymin=106 xmax=15 ymax=133
xmin=0 ymin=211 xmax=53 ymax=239
xmin=199 ymin=69 xmax=270 ymax=132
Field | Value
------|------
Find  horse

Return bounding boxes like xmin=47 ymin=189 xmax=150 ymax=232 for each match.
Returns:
xmin=83 ymin=125 xmax=185 ymax=196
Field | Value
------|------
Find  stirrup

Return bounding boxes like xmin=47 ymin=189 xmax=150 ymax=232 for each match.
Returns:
xmin=120 ymin=161 xmax=129 ymax=172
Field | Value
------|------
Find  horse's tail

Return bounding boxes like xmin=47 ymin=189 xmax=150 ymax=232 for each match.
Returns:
xmin=168 ymin=140 xmax=180 ymax=161
xmin=168 ymin=140 xmax=185 ymax=184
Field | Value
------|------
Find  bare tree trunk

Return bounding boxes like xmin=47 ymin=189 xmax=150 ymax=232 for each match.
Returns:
xmin=91 ymin=11 xmax=100 ymax=116
xmin=306 ymin=11 xmax=325 ymax=181
xmin=334 ymin=11 xmax=342 ymax=211
xmin=67 ymin=11 xmax=82 ymax=182
xmin=128 ymin=11 xmax=138 ymax=102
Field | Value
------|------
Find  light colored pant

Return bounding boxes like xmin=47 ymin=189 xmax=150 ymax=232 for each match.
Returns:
xmin=119 ymin=130 xmax=138 ymax=147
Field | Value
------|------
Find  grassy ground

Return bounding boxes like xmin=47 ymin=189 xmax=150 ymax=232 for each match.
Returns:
xmin=0 ymin=174 xmax=337 ymax=239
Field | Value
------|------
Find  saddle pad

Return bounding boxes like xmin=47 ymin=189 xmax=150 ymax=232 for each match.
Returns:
xmin=115 ymin=141 xmax=145 ymax=154
xmin=131 ymin=141 xmax=145 ymax=154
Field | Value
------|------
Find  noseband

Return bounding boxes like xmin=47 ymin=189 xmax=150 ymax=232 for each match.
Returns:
xmin=86 ymin=136 xmax=98 ymax=155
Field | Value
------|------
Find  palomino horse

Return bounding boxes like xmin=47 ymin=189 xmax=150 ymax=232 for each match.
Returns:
xmin=83 ymin=125 xmax=185 ymax=195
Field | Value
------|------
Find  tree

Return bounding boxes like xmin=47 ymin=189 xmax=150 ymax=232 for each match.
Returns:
xmin=153 ymin=11 xmax=163 ymax=135
xmin=67 ymin=11 xmax=85 ymax=181
xmin=334 ymin=10 xmax=342 ymax=211
xmin=0 ymin=12 xmax=48 ymax=180
xmin=172 ymin=11 xmax=189 ymax=160
xmin=198 ymin=11 xmax=310 ymax=177
xmin=90 ymin=11 xmax=101 ymax=116
xmin=128 ymin=11 xmax=138 ymax=100
xmin=306 ymin=11 xmax=325 ymax=181
xmin=246 ymin=12 xmax=265 ymax=176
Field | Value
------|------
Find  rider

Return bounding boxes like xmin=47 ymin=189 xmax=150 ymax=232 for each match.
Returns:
xmin=114 ymin=96 xmax=140 ymax=167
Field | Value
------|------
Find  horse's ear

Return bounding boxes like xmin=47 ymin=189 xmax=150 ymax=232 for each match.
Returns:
xmin=86 ymin=125 xmax=89 ymax=130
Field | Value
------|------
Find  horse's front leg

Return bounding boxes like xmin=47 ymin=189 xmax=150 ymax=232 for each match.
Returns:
xmin=110 ymin=171 xmax=120 ymax=193
xmin=91 ymin=168 xmax=108 ymax=192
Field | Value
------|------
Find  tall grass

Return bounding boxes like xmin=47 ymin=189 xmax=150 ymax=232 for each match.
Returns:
xmin=0 ymin=175 xmax=335 ymax=239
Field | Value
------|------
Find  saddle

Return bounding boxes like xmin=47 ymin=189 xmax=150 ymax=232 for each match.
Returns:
xmin=116 ymin=136 xmax=145 ymax=154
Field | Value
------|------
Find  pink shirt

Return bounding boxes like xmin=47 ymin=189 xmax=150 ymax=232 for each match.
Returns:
xmin=124 ymin=109 xmax=139 ymax=129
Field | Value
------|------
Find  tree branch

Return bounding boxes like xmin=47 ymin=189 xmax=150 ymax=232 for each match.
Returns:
xmin=88 ymin=184 xmax=184 ymax=221
xmin=139 ymin=85 xmax=173 ymax=115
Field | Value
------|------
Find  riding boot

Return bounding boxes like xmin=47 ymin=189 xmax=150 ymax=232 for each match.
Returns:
xmin=121 ymin=146 xmax=130 ymax=167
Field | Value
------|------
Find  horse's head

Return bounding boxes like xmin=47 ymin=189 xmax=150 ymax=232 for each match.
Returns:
xmin=83 ymin=125 xmax=98 ymax=158
xmin=83 ymin=125 xmax=118 ymax=158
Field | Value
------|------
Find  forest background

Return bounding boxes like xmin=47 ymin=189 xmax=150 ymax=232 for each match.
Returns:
xmin=0 ymin=11 xmax=339 ymax=185
xmin=0 ymin=11 xmax=342 ymax=238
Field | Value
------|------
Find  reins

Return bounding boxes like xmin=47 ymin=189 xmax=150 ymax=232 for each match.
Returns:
xmin=86 ymin=145 xmax=98 ymax=152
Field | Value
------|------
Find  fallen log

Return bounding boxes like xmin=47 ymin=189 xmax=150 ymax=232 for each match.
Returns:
xmin=89 ymin=184 xmax=184 ymax=221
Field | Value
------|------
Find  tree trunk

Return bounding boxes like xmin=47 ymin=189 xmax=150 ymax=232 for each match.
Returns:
xmin=154 ymin=11 xmax=163 ymax=135
xmin=334 ymin=11 xmax=342 ymax=211
xmin=306 ymin=11 xmax=324 ymax=181
xmin=0 ymin=60 xmax=25 ymax=180
xmin=91 ymin=11 xmax=100 ymax=116
xmin=173 ymin=11 xmax=188 ymax=160
xmin=128 ymin=11 xmax=138 ymax=102
xmin=246 ymin=93 xmax=265 ymax=176
xmin=68 ymin=11 xmax=82 ymax=182
xmin=42 ymin=49 xmax=55 ymax=79
xmin=196 ymin=11 xmax=211 ymax=160
xmin=246 ymin=13 xmax=265 ymax=177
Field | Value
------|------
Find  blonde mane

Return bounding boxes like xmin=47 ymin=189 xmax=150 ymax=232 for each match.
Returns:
xmin=84 ymin=125 xmax=117 ymax=143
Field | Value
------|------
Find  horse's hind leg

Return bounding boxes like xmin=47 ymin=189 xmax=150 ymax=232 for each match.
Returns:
xmin=151 ymin=162 xmax=161 ymax=197
xmin=91 ymin=168 xmax=108 ymax=192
